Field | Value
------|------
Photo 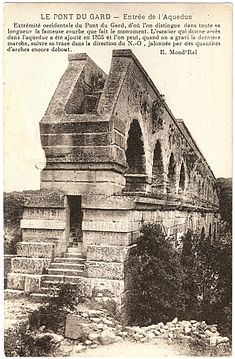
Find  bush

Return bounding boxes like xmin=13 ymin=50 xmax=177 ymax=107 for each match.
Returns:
xmin=127 ymin=224 xmax=185 ymax=325
xmin=5 ymin=282 xmax=84 ymax=356
xmin=30 ymin=282 xmax=84 ymax=334
xmin=181 ymin=228 xmax=232 ymax=339
xmin=127 ymin=223 xmax=232 ymax=341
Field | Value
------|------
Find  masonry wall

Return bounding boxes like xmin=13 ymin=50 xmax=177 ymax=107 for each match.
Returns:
xmin=40 ymin=50 xmax=219 ymax=213
xmin=11 ymin=50 xmax=220 ymax=314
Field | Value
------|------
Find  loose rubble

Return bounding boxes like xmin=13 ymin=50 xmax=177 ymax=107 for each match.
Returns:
xmin=57 ymin=306 xmax=230 ymax=355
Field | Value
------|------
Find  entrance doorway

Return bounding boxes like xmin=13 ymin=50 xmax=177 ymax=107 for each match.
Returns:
xmin=68 ymin=196 xmax=83 ymax=247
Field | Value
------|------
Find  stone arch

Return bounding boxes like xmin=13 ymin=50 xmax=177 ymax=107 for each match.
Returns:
xmin=152 ymin=140 xmax=164 ymax=195
xmin=179 ymin=162 xmax=186 ymax=191
xmin=167 ymin=153 xmax=176 ymax=195
xmin=125 ymin=119 xmax=146 ymax=174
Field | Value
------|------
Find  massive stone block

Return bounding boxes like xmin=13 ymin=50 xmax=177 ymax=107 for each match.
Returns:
xmin=7 ymin=273 xmax=27 ymax=290
xmin=24 ymin=275 xmax=42 ymax=293
xmin=87 ymin=245 xmax=129 ymax=263
xmin=87 ymin=261 xmax=124 ymax=280
xmin=12 ymin=258 xmax=51 ymax=274
xmin=16 ymin=242 xmax=54 ymax=259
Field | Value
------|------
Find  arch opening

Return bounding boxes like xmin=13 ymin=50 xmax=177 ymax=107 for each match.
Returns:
xmin=126 ymin=119 xmax=146 ymax=174
xmin=152 ymin=140 xmax=164 ymax=195
xmin=179 ymin=163 xmax=186 ymax=191
xmin=167 ymin=153 xmax=176 ymax=195
xmin=124 ymin=119 xmax=147 ymax=193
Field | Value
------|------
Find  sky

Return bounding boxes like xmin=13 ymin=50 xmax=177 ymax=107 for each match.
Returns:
xmin=3 ymin=3 xmax=232 ymax=192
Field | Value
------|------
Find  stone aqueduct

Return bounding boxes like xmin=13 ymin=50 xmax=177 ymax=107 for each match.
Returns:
xmin=6 ymin=50 xmax=219 ymax=314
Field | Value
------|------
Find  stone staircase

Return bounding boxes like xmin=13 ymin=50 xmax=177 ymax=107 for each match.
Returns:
xmin=5 ymin=245 xmax=87 ymax=301
xmin=30 ymin=247 xmax=87 ymax=301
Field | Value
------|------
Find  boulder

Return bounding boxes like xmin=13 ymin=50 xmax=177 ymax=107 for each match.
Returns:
xmin=86 ymin=309 xmax=103 ymax=318
xmin=115 ymin=336 xmax=124 ymax=342
xmin=88 ymin=332 xmax=100 ymax=343
xmin=84 ymin=340 xmax=92 ymax=346
xmin=102 ymin=318 xmax=114 ymax=326
xmin=209 ymin=337 xmax=218 ymax=346
xmin=217 ymin=337 xmax=229 ymax=345
xmin=90 ymin=344 xmax=98 ymax=349
xmin=50 ymin=333 xmax=64 ymax=343
xmin=184 ymin=326 xmax=191 ymax=334
xmin=99 ymin=330 xmax=116 ymax=345
xmin=205 ymin=329 xmax=219 ymax=338
xmin=172 ymin=317 xmax=178 ymax=324
xmin=65 ymin=314 xmax=92 ymax=340
xmin=209 ymin=325 xmax=217 ymax=333
xmin=74 ymin=344 xmax=86 ymax=353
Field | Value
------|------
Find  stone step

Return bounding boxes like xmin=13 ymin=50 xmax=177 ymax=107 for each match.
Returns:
xmin=47 ymin=268 xmax=85 ymax=276
xmin=67 ymin=245 xmax=83 ymax=253
xmin=41 ymin=280 xmax=79 ymax=288
xmin=30 ymin=292 xmax=58 ymax=302
xmin=54 ymin=257 xmax=86 ymax=264
xmin=50 ymin=262 xmax=85 ymax=270
xmin=41 ymin=274 xmax=86 ymax=283
xmin=64 ymin=253 xmax=84 ymax=258
xmin=4 ymin=289 xmax=25 ymax=299
xmin=40 ymin=286 xmax=60 ymax=293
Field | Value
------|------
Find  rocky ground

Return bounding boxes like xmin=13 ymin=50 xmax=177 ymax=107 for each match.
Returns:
xmin=4 ymin=298 xmax=231 ymax=357
xmin=4 ymin=297 xmax=41 ymax=331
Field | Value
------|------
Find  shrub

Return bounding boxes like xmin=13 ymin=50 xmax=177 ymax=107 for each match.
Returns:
xmin=31 ymin=282 xmax=84 ymax=334
xmin=127 ymin=223 xmax=232 ymax=342
xmin=127 ymin=224 xmax=185 ymax=325
xmin=5 ymin=282 xmax=84 ymax=356
xmin=181 ymin=228 xmax=232 ymax=339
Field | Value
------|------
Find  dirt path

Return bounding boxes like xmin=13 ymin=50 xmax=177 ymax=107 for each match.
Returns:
xmin=77 ymin=340 xmax=191 ymax=357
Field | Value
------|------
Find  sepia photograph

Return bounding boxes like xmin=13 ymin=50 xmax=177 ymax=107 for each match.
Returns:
xmin=3 ymin=2 xmax=232 ymax=357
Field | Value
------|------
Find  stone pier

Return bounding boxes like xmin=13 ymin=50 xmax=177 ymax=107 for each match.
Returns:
xmin=5 ymin=50 xmax=220 ymax=317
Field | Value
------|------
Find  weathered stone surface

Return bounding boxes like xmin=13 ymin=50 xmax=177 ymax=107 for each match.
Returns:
xmin=73 ymin=344 xmax=86 ymax=353
xmin=24 ymin=275 xmax=42 ymax=293
xmin=90 ymin=277 xmax=124 ymax=298
xmin=12 ymin=257 xmax=51 ymax=274
xmin=83 ymin=231 xmax=135 ymax=247
xmin=99 ymin=330 xmax=116 ymax=345
xmin=87 ymin=245 xmax=128 ymax=263
xmin=217 ymin=337 xmax=229 ymax=345
xmin=20 ymin=219 xmax=66 ymax=230
xmin=7 ymin=273 xmax=26 ymax=290
xmin=4 ymin=255 xmax=14 ymax=279
xmin=87 ymin=261 xmax=124 ymax=280
xmin=83 ymin=221 xmax=140 ymax=233
xmin=65 ymin=314 xmax=92 ymax=340
xmin=17 ymin=242 xmax=54 ymax=259
xmin=88 ymin=333 xmax=100 ymax=343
